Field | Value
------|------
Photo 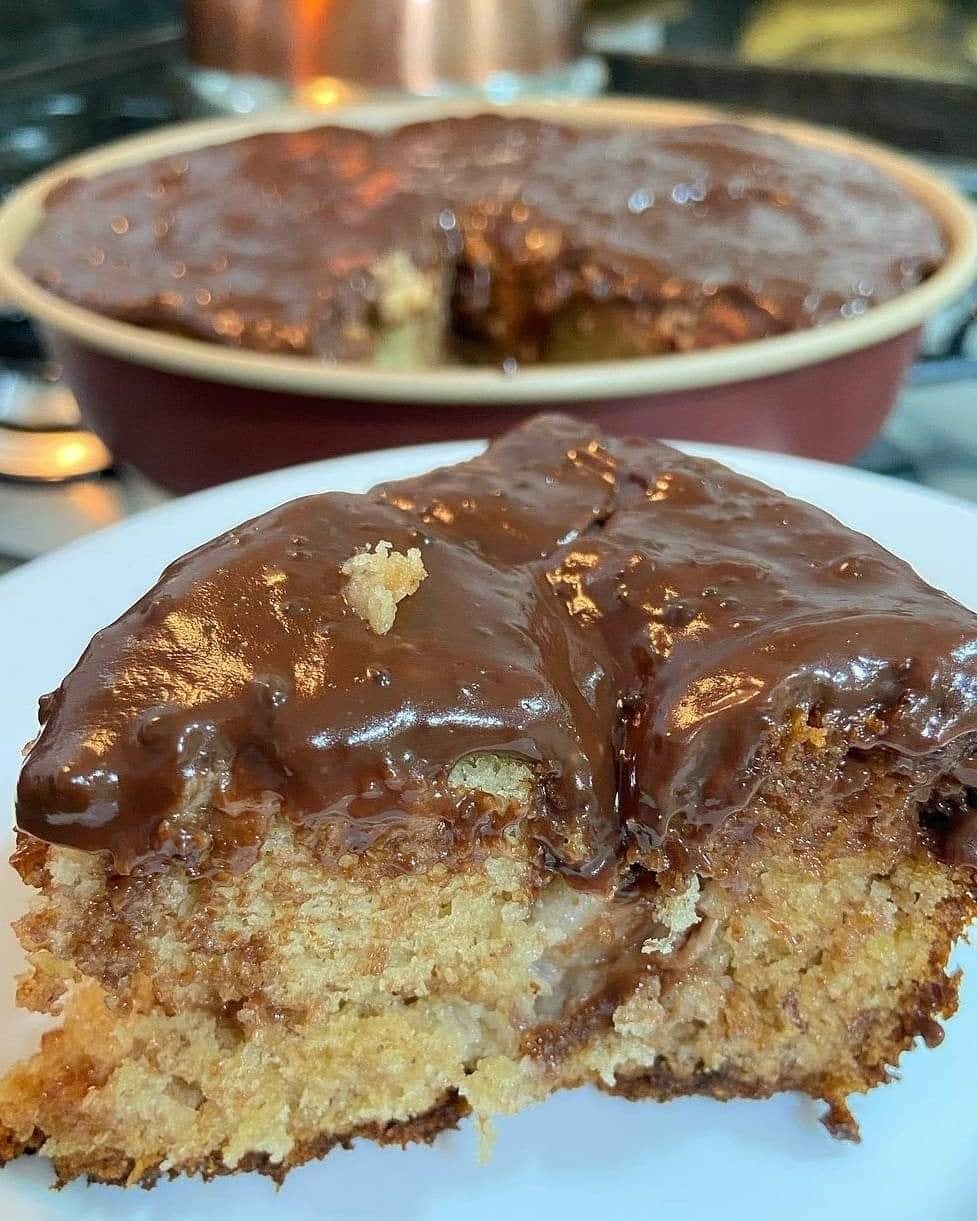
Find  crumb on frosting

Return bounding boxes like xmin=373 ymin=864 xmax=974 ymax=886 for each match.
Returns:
xmin=341 ymin=540 xmax=427 ymax=635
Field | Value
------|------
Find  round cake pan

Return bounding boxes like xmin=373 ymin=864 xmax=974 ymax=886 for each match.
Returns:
xmin=0 ymin=97 xmax=974 ymax=493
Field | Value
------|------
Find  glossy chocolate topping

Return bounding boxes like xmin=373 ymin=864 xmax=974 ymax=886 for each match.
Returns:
xmin=16 ymin=416 xmax=977 ymax=880
xmin=20 ymin=116 xmax=945 ymax=361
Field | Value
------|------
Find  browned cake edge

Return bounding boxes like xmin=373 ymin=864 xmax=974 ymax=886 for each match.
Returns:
xmin=0 ymin=1093 xmax=469 ymax=1189
xmin=607 ymin=968 xmax=966 ymax=1143
xmin=1 ymin=957 xmax=964 ymax=1188
xmin=2 ymin=871 xmax=971 ymax=1188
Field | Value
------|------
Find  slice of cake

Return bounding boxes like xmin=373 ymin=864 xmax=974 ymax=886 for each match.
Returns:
xmin=2 ymin=414 xmax=976 ymax=1186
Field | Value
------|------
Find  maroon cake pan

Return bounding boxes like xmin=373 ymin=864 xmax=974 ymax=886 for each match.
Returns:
xmin=1 ymin=98 xmax=975 ymax=494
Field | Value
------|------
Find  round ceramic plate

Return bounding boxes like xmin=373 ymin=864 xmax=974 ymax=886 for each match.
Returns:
xmin=2 ymin=441 xmax=977 ymax=1221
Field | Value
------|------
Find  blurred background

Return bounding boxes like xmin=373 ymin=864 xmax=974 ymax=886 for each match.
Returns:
xmin=1 ymin=0 xmax=976 ymax=571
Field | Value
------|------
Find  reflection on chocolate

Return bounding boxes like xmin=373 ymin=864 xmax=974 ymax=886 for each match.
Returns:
xmin=19 ymin=116 xmax=946 ymax=363
xmin=16 ymin=416 xmax=977 ymax=883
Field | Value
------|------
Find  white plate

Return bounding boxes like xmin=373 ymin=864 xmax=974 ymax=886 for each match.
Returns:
xmin=2 ymin=441 xmax=977 ymax=1221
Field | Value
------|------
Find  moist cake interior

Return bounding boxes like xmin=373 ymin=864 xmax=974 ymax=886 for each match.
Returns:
xmin=2 ymin=415 xmax=976 ymax=1186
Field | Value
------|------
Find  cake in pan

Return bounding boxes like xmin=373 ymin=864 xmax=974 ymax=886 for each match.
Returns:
xmin=19 ymin=116 xmax=946 ymax=367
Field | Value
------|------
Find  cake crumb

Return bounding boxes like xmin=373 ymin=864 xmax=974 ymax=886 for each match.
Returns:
xmin=642 ymin=875 xmax=701 ymax=956
xmin=474 ymin=1114 xmax=498 ymax=1165
xmin=341 ymin=540 xmax=427 ymax=635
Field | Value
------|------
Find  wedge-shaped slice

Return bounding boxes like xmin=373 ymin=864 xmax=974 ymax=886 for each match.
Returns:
xmin=3 ymin=415 xmax=977 ymax=1186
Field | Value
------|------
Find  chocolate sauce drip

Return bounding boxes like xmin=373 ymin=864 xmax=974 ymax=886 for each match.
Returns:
xmin=16 ymin=416 xmax=977 ymax=879
xmin=19 ymin=117 xmax=945 ymax=361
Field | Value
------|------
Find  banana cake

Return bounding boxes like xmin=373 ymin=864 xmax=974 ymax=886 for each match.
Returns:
xmin=2 ymin=414 xmax=977 ymax=1186
xmin=19 ymin=115 xmax=946 ymax=366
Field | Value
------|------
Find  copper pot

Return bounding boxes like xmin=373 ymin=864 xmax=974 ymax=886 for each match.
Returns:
xmin=186 ymin=0 xmax=587 ymax=94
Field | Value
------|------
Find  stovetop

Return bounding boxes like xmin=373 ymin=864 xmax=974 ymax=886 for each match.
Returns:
xmin=1 ymin=30 xmax=976 ymax=575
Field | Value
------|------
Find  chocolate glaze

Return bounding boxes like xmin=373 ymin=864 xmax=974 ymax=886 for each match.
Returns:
xmin=16 ymin=416 xmax=977 ymax=881
xmin=20 ymin=116 xmax=945 ymax=362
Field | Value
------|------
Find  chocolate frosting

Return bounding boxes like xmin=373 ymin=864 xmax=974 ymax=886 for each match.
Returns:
xmin=20 ymin=116 xmax=945 ymax=360
xmin=16 ymin=416 xmax=977 ymax=880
